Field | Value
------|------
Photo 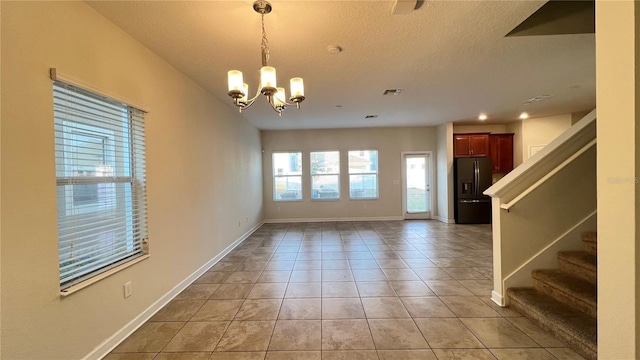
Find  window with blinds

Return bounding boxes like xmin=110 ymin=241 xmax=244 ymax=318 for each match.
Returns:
xmin=53 ymin=80 xmax=148 ymax=290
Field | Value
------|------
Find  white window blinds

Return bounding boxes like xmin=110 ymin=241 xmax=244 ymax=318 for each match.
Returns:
xmin=53 ymin=80 xmax=148 ymax=290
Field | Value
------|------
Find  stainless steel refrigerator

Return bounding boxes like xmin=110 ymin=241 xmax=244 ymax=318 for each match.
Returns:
xmin=454 ymin=157 xmax=492 ymax=224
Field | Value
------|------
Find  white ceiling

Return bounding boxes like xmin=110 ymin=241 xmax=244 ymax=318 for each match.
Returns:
xmin=88 ymin=1 xmax=596 ymax=130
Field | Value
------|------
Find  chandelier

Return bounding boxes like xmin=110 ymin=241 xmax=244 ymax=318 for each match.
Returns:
xmin=227 ymin=1 xmax=305 ymax=116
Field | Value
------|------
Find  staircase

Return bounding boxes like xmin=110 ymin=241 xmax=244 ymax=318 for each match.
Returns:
xmin=507 ymin=231 xmax=597 ymax=360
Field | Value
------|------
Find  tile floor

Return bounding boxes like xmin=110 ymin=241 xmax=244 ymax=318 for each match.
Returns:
xmin=106 ymin=221 xmax=586 ymax=360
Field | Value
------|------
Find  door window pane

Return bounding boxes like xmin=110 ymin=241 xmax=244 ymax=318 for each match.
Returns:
xmin=406 ymin=156 xmax=427 ymax=212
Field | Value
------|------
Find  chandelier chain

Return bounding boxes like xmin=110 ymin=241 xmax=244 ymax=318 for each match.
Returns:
xmin=261 ymin=13 xmax=270 ymax=66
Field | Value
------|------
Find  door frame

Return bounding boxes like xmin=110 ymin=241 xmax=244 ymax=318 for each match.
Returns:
xmin=400 ymin=151 xmax=436 ymax=220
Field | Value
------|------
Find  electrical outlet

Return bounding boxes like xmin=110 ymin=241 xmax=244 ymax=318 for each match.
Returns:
xmin=124 ymin=281 xmax=132 ymax=298
xmin=238 ymin=220 xmax=241 ymax=227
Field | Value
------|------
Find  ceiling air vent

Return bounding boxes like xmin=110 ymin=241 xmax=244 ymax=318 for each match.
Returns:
xmin=383 ymin=89 xmax=403 ymax=96
xmin=365 ymin=115 xmax=378 ymax=119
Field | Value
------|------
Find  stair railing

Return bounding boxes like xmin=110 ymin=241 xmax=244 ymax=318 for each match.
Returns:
xmin=484 ymin=109 xmax=597 ymax=306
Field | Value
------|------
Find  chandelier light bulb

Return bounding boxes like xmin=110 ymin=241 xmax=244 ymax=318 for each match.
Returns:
xmin=227 ymin=70 xmax=244 ymax=94
xmin=240 ymin=83 xmax=249 ymax=104
xmin=290 ymin=78 xmax=304 ymax=98
xmin=274 ymin=87 xmax=287 ymax=106
xmin=260 ymin=66 xmax=277 ymax=93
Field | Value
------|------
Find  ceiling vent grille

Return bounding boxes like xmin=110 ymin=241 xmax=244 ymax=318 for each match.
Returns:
xmin=383 ymin=89 xmax=403 ymax=96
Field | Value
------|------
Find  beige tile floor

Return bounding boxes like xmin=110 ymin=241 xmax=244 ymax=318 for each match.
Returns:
xmin=106 ymin=221 xmax=587 ymax=360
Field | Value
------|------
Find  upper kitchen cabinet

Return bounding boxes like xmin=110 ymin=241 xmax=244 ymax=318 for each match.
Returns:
xmin=489 ymin=133 xmax=514 ymax=173
xmin=454 ymin=133 xmax=490 ymax=157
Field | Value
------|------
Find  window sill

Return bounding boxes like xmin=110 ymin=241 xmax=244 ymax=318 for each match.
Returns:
xmin=60 ymin=254 xmax=150 ymax=297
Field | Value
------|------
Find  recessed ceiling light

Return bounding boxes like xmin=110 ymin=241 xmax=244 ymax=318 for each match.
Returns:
xmin=519 ymin=112 xmax=529 ymax=119
xmin=478 ymin=114 xmax=488 ymax=121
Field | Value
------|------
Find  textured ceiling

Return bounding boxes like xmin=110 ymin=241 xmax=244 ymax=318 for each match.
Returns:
xmin=88 ymin=1 xmax=596 ymax=130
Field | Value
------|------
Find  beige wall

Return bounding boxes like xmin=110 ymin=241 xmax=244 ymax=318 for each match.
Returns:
xmin=436 ymin=123 xmax=454 ymax=222
xmin=1 ymin=2 xmax=263 ymax=359
xmin=596 ymin=1 xmax=640 ymax=358
xmin=522 ymin=114 xmax=573 ymax=160
xmin=506 ymin=121 xmax=523 ymax=167
xmin=261 ymin=127 xmax=437 ymax=221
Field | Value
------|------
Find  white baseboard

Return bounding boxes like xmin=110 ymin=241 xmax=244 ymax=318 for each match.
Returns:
xmin=433 ymin=215 xmax=455 ymax=224
xmin=492 ymin=290 xmax=505 ymax=307
xmin=263 ymin=216 xmax=403 ymax=223
xmin=83 ymin=221 xmax=264 ymax=360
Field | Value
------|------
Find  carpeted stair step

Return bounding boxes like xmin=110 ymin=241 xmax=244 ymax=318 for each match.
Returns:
xmin=508 ymin=287 xmax=597 ymax=360
xmin=558 ymin=250 xmax=597 ymax=284
xmin=532 ymin=269 xmax=597 ymax=318
xmin=582 ymin=231 xmax=597 ymax=255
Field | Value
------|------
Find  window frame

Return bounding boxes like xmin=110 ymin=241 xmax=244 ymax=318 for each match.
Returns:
xmin=348 ymin=149 xmax=379 ymax=200
xmin=272 ymin=151 xmax=303 ymax=202
xmin=310 ymin=150 xmax=341 ymax=201
xmin=52 ymin=74 xmax=149 ymax=295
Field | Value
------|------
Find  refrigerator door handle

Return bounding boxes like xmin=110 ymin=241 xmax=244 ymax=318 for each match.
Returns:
xmin=460 ymin=199 xmax=491 ymax=203
xmin=474 ymin=160 xmax=479 ymax=196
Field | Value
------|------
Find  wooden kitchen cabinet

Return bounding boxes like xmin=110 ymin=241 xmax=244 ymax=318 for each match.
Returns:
xmin=489 ymin=133 xmax=514 ymax=173
xmin=454 ymin=133 xmax=490 ymax=157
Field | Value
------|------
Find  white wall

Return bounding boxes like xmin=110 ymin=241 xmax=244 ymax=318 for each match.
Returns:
xmin=436 ymin=123 xmax=454 ymax=222
xmin=0 ymin=2 xmax=263 ymax=359
xmin=261 ymin=127 xmax=437 ymax=221
xmin=595 ymin=1 xmax=640 ymax=358
xmin=522 ymin=114 xmax=573 ymax=161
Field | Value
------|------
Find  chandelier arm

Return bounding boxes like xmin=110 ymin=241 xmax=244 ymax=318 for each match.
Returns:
xmin=245 ymin=87 xmax=263 ymax=104
xmin=266 ymin=96 xmax=284 ymax=115
xmin=236 ymin=86 xmax=263 ymax=111
xmin=270 ymin=105 xmax=283 ymax=116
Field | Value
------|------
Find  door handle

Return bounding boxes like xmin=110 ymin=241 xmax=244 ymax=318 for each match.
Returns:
xmin=474 ymin=161 xmax=479 ymax=195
